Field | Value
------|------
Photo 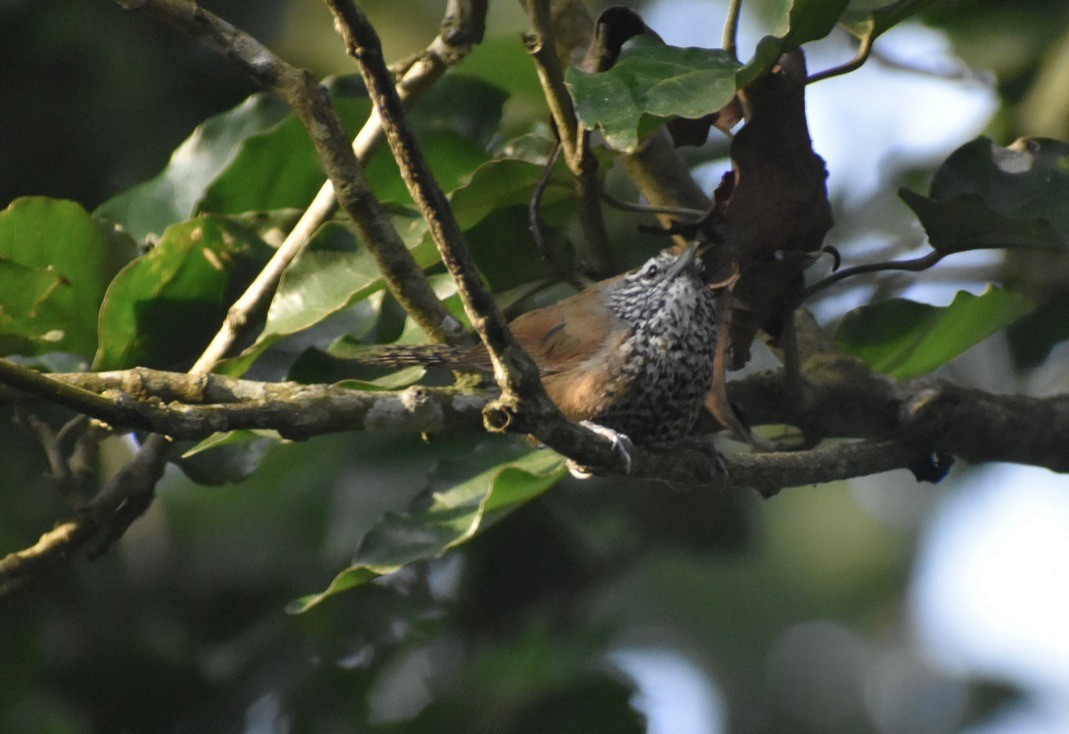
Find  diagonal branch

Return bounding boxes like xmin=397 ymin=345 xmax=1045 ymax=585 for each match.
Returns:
xmin=117 ymin=0 xmax=456 ymax=347
xmin=195 ymin=0 xmax=485 ymax=369
xmin=324 ymin=0 xmax=626 ymax=473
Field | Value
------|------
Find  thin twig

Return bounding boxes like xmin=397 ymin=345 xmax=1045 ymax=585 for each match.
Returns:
xmin=522 ymin=0 xmax=613 ymax=273
xmin=326 ymin=4 xmax=538 ymax=389
xmin=328 ymin=0 xmax=628 ymax=473
xmin=601 ymin=190 xmax=706 ymax=220
xmin=529 ymin=142 xmax=563 ymax=260
xmin=123 ymin=0 xmax=456 ymax=347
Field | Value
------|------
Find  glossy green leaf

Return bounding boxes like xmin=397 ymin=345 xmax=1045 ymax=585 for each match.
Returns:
xmin=567 ymin=37 xmax=740 ymax=153
xmin=835 ymin=286 xmax=1034 ymax=378
xmin=408 ymin=74 xmax=509 ymax=151
xmin=198 ymin=96 xmax=370 ymax=215
xmin=216 ymin=215 xmax=436 ymax=377
xmin=290 ymin=443 xmax=567 ymax=612
xmin=95 ymin=93 xmax=291 ymax=240
xmin=94 ymin=215 xmax=272 ymax=370
xmin=0 ymin=197 xmax=136 ymax=359
xmin=737 ymin=0 xmax=851 ymax=87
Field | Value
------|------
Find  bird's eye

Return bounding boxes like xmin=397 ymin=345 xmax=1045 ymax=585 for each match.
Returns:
xmin=642 ymin=263 xmax=661 ymax=280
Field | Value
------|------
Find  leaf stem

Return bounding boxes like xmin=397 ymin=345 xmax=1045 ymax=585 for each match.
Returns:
xmin=801 ymin=249 xmax=944 ymax=300
xmin=807 ymin=27 xmax=875 ymax=84
xmin=722 ymin=0 xmax=743 ymax=60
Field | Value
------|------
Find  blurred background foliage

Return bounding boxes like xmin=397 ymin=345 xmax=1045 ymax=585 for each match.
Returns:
xmin=2 ymin=0 xmax=1068 ymax=732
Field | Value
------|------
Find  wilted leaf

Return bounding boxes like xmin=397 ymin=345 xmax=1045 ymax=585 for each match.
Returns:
xmin=835 ymin=286 xmax=1034 ymax=378
xmin=289 ymin=443 xmax=567 ymax=612
xmin=567 ymin=37 xmax=739 ymax=153
xmin=0 ymin=197 xmax=136 ymax=359
xmin=94 ymin=215 xmax=272 ymax=370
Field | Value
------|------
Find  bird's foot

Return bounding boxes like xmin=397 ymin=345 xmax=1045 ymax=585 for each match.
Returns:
xmin=568 ymin=421 xmax=634 ymax=479
xmin=678 ymin=434 xmax=728 ymax=477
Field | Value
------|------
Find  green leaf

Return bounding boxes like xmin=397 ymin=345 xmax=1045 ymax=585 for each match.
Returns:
xmin=567 ymin=38 xmax=740 ymax=153
xmin=94 ymin=215 xmax=272 ymax=370
xmin=449 ymin=157 xmax=572 ymax=227
xmin=0 ymin=197 xmax=136 ymax=359
xmin=899 ymin=138 xmax=1069 ymax=257
xmin=899 ymin=189 xmax=1064 ymax=254
xmin=198 ymin=96 xmax=371 ymax=215
xmin=175 ymin=430 xmax=280 ymax=485
xmin=290 ymin=443 xmax=567 ymax=613
xmin=929 ymin=137 xmax=1069 ymax=244
xmin=216 ymin=215 xmax=436 ymax=377
xmin=95 ymin=93 xmax=291 ymax=240
xmin=835 ymin=286 xmax=1034 ymax=378
xmin=362 ymin=128 xmax=491 ymax=205
xmin=737 ymin=0 xmax=851 ymax=87
xmin=408 ymin=74 xmax=509 ymax=151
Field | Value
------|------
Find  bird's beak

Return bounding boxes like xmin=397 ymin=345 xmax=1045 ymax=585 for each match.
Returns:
xmin=665 ymin=242 xmax=699 ymax=281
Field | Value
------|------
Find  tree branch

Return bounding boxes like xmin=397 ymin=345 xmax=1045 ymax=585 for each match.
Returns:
xmin=4 ymin=363 xmax=1068 ymax=479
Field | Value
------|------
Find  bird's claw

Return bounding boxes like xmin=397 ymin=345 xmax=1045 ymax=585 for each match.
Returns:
xmin=678 ymin=434 xmax=728 ymax=477
xmin=567 ymin=421 xmax=634 ymax=479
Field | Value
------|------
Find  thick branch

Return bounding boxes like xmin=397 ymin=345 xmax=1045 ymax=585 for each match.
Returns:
xmin=4 ymin=363 xmax=1068 ymax=478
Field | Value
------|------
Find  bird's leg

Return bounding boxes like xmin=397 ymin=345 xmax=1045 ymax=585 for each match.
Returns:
xmin=567 ymin=421 xmax=635 ymax=479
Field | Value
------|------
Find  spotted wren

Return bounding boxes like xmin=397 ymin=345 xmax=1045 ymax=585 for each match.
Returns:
xmin=366 ymin=244 xmax=719 ymax=449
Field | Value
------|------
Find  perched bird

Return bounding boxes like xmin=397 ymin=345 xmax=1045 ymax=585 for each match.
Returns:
xmin=364 ymin=244 xmax=719 ymax=456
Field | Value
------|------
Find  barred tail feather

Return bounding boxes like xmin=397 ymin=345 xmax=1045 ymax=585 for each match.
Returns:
xmin=354 ymin=343 xmax=488 ymax=369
